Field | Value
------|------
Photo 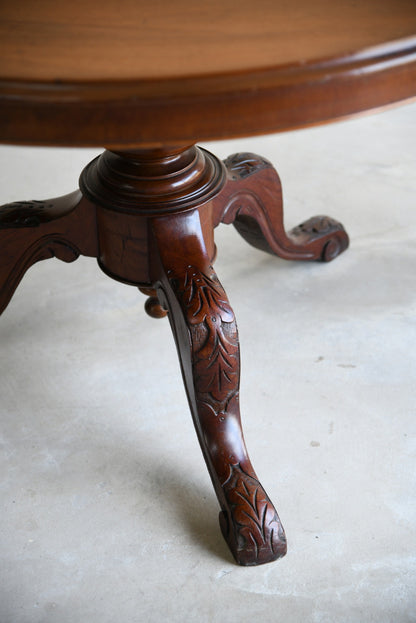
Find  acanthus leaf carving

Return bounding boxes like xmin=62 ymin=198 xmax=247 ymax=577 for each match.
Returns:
xmin=168 ymin=265 xmax=239 ymax=406
xmin=290 ymin=215 xmax=346 ymax=240
xmin=223 ymin=153 xmax=271 ymax=180
xmin=221 ymin=462 xmax=286 ymax=563
xmin=0 ymin=200 xmax=52 ymax=229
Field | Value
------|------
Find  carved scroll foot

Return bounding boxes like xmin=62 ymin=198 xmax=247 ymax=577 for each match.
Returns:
xmin=0 ymin=191 xmax=98 ymax=314
xmin=214 ymin=152 xmax=349 ymax=262
xmin=151 ymin=211 xmax=286 ymax=565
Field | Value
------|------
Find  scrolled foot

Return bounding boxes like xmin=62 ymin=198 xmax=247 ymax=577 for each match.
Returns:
xmin=288 ymin=215 xmax=349 ymax=262
xmin=213 ymin=152 xmax=349 ymax=262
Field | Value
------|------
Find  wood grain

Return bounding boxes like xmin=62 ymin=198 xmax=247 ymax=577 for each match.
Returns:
xmin=1 ymin=0 xmax=416 ymax=82
xmin=0 ymin=1 xmax=416 ymax=147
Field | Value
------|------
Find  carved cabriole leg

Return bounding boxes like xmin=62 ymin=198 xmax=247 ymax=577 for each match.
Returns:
xmin=0 ymin=191 xmax=98 ymax=314
xmin=213 ymin=153 xmax=349 ymax=262
xmin=151 ymin=210 xmax=287 ymax=566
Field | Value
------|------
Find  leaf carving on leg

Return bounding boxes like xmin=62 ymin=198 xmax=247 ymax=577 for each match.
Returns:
xmin=221 ymin=463 xmax=286 ymax=561
xmin=168 ymin=265 xmax=239 ymax=407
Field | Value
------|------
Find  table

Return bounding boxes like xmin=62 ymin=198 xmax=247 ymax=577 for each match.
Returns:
xmin=1 ymin=0 xmax=415 ymax=566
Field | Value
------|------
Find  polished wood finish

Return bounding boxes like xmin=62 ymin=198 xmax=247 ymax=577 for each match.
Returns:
xmin=1 ymin=1 xmax=415 ymax=566
xmin=152 ymin=213 xmax=287 ymax=565
xmin=1 ymin=1 xmax=416 ymax=146
xmin=215 ymin=154 xmax=349 ymax=262
xmin=0 ymin=146 xmax=349 ymax=564
xmin=79 ymin=147 xmax=222 ymax=285
xmin=0 ymin=192 xmax=98 ymax=314
xmin=2 ymin=0 xmax=415 ymax=82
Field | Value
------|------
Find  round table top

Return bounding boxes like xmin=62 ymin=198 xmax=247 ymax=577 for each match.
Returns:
xmin=1 ymin=0 xmax=416 ymax=148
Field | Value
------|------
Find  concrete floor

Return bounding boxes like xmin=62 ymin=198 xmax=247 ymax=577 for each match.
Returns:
xmin=1 ymin=102 xmax=415 ymax=623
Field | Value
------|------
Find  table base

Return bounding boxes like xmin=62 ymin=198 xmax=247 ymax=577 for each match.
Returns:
xmin=0 ymin=145 xmax=349 ymax=565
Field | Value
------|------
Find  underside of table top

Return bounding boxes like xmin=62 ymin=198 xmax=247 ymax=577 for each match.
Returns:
xmin=1 ymin=0 xmax=416 ymax=147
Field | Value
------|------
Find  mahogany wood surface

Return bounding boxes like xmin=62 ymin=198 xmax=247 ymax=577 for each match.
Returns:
xmin=1 ymin=0 xmax=414 ymax=566
xmin=2 ymin=0 xmax=415 ymax=82
xmin=1 ymin=0 xmax=416 ymax=146
xmin=152 ymin=212 xmax=288 ymax=565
